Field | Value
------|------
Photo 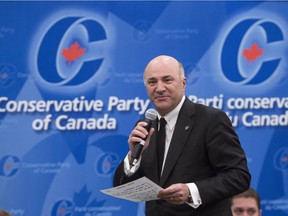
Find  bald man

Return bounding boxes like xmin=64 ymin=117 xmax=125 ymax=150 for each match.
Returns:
xmin=113 ymin=55 xmax=251 ymax=216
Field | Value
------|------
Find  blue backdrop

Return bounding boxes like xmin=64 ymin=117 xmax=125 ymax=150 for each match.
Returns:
xmin=0 ymin=1 xmax=288 ymax=216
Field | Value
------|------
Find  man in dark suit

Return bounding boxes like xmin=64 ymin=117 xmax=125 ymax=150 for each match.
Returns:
xmin=113 ymin=55 xmax=251 ymax=216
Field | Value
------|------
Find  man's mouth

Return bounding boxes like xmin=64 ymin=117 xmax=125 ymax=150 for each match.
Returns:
xmin=155 ymin=95 xmax=168 ymax=100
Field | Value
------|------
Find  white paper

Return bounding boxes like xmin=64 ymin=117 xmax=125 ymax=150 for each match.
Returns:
xmin=100 ymin=177 xmax=163 ymax=202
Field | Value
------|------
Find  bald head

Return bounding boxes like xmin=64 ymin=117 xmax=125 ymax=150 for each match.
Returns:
xmin=144 ymin=55 xmax=185 ymax=85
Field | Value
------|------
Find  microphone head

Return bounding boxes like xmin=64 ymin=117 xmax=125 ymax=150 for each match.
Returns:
xmin=145 ymin=109 xmax=157 ymax=121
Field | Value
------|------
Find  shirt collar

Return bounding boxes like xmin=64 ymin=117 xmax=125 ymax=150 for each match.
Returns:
xmin=158 ymin=96 xmax=185 ymax=130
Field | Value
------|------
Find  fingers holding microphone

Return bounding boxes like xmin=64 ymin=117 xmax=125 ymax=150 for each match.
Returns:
xmin=128 ymin=109 xmax=157 ymax=166
xmin=128 ymin=121 xmax=149 ymax=149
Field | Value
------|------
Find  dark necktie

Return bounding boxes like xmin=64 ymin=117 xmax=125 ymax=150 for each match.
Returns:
xmin=157 ymin=117 xmax=166 ymax=177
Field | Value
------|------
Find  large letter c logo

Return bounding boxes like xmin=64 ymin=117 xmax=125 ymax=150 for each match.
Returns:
xmin=221 ymin=18 xmax=284 ymax=85
xmin=37 ymin=17 xmax=107 ymax=86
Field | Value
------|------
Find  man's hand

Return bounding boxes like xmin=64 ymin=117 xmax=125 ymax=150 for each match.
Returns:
xmin=127 ymin=121 xmax=155 ymax=161
xmin=157 ymin=183 xmax=190 ymax=205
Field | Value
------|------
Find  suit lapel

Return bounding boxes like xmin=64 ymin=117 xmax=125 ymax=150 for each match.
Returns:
xmin=159 ymin=99 xmax=195 ymax=186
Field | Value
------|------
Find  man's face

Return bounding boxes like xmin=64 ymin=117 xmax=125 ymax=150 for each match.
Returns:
xmin=231 ymin=197 xmax=261 ymax=216
xmin=144 ymin=56 xmax=186 ymax=116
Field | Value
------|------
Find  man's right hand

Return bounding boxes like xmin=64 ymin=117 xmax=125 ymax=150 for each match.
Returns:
xmin=128 ymin=121 xmax=155 ymax=160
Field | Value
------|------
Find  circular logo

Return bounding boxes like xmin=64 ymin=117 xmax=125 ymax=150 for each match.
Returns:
xmin=37 ymin=16 xmax=107 ymax=86
xmin=221 ymin=18 xmax=284 ymax=85
xmin=51 ymin=200 xmax=74 ymax=216
xmin=133 ymin=20 xmax=152 ymax=42
xmin=0 ymin=64 xmax=17 ymax=88
xmin=274 ymin=147 xmax=288 ymax=171
xmin=96 ymin=153 xmax=119 ymax=175
xmin=0 ymin=155 xmax=20 ymax=177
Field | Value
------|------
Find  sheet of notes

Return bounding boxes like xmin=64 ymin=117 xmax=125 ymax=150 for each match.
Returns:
xmin=101 ymin=177 xmax=162 ymax=202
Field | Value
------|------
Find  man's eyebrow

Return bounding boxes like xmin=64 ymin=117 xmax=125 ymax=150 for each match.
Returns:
xmin=147 ymin=75 xmax=172 ymax=80
xmin=147 ymin=77 xmax=156 ymax=81
xmin=162 ymin=75 xmax=174 ymax=79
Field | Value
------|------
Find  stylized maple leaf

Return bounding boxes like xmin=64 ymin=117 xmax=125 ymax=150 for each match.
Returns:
xmin=243 ymin=42 xmax=264 ymax=61
xmin=62 ymin=41 xmax=85 ymax=63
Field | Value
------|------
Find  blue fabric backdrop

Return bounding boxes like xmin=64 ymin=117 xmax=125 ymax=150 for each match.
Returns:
xmin=0 ymin=1 xmax=287 ymax=215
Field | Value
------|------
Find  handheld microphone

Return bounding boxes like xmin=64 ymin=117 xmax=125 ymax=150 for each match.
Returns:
xmin=129 ymin=109 xmax=157 ymax=166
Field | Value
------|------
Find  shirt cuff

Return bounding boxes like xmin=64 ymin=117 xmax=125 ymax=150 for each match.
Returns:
xmin=123 ymin=152 xmax=141 ymax=177
xmin=186 ymin=183 xmax=202 ymax=208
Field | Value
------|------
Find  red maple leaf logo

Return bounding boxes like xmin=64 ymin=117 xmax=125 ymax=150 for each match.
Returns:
xmin=243 ymin=42 xmax=264 ymax=61
xmin=62 ymin=41 xmax=85 ymax=63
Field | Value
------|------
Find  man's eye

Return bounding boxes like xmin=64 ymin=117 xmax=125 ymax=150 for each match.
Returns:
xmin=147 ymin=80 xmax=156 ymax=85
xmin=247 ymin=209 xmax=257 ymax=215
xmin=233 ymin=208 xmax=244 ymax=215
xmin=164 ymin=78 xmax=173 ymax=83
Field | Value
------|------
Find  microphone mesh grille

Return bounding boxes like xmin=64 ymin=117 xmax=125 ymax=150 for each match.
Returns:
xmin=145 ymin=109 xmax=157 ymax=120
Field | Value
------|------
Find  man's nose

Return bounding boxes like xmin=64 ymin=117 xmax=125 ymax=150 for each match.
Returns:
xmin=156 ymin=82 xmax=165 ymax=91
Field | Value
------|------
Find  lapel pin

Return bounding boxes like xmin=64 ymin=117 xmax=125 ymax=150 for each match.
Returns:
xmin=185 ymin=125 xmax=189 ymax=130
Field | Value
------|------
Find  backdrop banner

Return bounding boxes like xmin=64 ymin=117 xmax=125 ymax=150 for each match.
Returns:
xmin=0 ymin=1 xmax=287 ymax=216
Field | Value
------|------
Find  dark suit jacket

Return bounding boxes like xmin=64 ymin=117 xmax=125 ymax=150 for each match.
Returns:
xmin=114 ymin=98 xmax=251 ymax=216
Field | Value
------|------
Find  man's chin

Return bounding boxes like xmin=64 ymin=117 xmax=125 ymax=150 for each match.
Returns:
xmin=154 ymin=102 xmax=169 ymax=112
xmin=154 ymin=97 xmax=169 ymax=103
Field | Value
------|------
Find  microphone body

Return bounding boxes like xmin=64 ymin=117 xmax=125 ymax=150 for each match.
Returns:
xmin=129 ymin=109 xmax=157 ymax=166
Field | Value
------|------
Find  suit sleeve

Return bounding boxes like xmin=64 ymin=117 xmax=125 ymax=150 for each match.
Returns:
xmin=113 ymin=159 xmax=144 ymax=187
xmin=195 ymin=109 xmax=251 ymax=205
